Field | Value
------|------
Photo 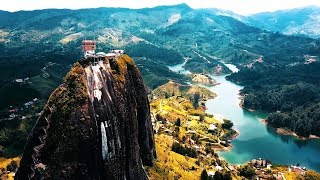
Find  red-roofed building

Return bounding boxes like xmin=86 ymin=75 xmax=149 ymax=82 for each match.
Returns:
xmin=82 ymin=40 xmax=96 ymax=58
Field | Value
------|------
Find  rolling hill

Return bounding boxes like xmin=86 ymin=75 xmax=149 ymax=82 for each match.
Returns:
xmin=245 ymin=6 xmax=320 ymax=39
xmin=1 ymin=3 xmax=320 ymax=120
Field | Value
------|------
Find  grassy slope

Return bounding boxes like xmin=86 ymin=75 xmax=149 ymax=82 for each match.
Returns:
xmin=146 ymin=134 xmax=201 ymax=179
xmin=147 ymin=82 xmax=239 ymax=179
xmin=146 ymin=81 xmax=320 ymax=179
xmin=152 ymin=81 xmax=216 ymax=101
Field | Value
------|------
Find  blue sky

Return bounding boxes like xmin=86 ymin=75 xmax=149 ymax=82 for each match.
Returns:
xmin=1 ymin=0 xmax=320 ymax=15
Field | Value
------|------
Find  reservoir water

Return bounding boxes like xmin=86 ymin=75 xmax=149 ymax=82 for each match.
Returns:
xmin=168 ymin=63 xmax=320 ymax=172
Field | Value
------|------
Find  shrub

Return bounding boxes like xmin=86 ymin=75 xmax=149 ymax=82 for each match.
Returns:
xmin=238 ymin=165 xmax=255 ymax=178
xmin=213 ymin=171 xmax=232 ymax=180
xmin=196 ymin=160 xmax=200 ymax=166
xmin=199 ymin=115 xmax=205 ymax=122
xmin=222 ymin=120 xmax=233 ymax=129
xmin=200 ymin=169 xmax=208 ymax=180
xmin=6 ymin=160 xmax=18 ymax=172
xmin=175 ymin=118 xmax=181 ymax=127
xmin=156 ymin=114 xmax=167 ymax=123
xmin=172 ymin=142 xmax=197 ymax=158
xmin=205 ymin=145 xmax=214 ymax=155
xmin=193 ymin=93 xmax=200 ymax=109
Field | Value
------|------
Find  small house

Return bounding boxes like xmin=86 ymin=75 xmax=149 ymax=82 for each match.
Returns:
xmin=96 ymin=52 xmax=106 ymax=57
xmin=207 ymin=171 xmax=215 ymax=177
xmin=112 ymin=49 xmax=125 ymax=54
xmin=106 ymin=53 xmax=117 ymax=60
xmin=208 ymin=124 xmax=217 ymax=133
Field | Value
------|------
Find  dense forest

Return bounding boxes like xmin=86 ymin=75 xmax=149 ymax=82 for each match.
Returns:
xmin=227 ymin=62 xmax=320 ymax=137
xmin=183 ymin=55 xmax=232 ymax=75
xmin=126 ymin=42 xmax=184 ymax=65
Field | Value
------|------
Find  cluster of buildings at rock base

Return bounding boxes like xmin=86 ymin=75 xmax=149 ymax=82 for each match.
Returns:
xmin=82 ymin=40 xmax=124 ymax=61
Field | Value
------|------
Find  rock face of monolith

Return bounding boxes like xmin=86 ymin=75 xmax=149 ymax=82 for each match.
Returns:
xmin=16 ymin=55 xmax=155 ymax=179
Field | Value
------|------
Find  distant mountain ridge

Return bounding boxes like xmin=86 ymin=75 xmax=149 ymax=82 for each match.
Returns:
xmin=1 ymin=4 xmax=320 ymax=39
xmin=1 ymin=3 xmax=320 ymax=176
xmin=245 ymin=6 xmax=320 ymax=38
xmin=0 ymin=3 xmax=320 ymax=111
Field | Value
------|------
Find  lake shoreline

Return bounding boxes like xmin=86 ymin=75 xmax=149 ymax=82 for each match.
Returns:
xmin=238 ymin=89 xmax=320 ymax=141
xmin=168 ymin=62 xmax=240 ymax=153
xmin=216 ymin=130 xmax=240 ymax=152
xmin=238 ymin=94 xmax=256 ymax=112
xmin=260 ymin=119 xmax=320 ymax=140
xmin=168 ymin=62 xmax=320 ymax=172
xmin=203 ymin=94 xmax=240 ymax=153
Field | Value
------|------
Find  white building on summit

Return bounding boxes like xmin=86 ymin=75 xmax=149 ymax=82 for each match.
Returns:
xmin=82 ymin=40 xmax=125 ymax=62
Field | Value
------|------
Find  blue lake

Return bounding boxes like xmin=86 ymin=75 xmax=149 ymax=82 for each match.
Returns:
xmin=168 ymin=63 xmax=320 ymax=172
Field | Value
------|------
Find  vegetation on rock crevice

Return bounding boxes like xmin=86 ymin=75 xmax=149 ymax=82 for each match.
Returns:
xmin=110 ymin=54 xmax=138 ymax=88
xmin=41 ymin=62 xmax=88 ymax=163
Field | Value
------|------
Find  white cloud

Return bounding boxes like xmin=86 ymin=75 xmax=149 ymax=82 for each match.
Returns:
xmin=1 ymin=0 xmax=320 ymax=15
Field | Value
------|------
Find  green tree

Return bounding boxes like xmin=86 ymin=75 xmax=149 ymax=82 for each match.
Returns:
xmin=213 ymin=171 xmax=223 ymax=180
xmin=238 ymin=165 xmax=255 ymax=179
xmin=223 ymin=171 xmax=232 ymax=180
xmin=200 ymin=169 xmax=209 ymax=180
xmin=212 ymin=171 xmax=231 ymax=180
xmin=6 ymin=160 xmax=18 ymax=172
xmin=199 ymin=115 xmax=205 ymax=122
xmin=175 ymin=118 xmax=181 ymax=126
xmin=193 ymin=93 xmax=200 ymax=109
xmin=205 ymin=145 xmax=214 ymax=155
xmin=172 ymin=142 xmax=197 ymax=158
xmin=222 ymin=120 xmax=233 ymax=129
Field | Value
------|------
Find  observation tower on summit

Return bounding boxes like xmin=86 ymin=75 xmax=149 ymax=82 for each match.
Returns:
xmin=82 ymin=40 xmax=96 ymax=58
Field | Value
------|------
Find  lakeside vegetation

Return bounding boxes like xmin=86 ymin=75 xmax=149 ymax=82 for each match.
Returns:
xmin=183 ymin=56 xmax=232 ymax=75
xmin=146 ymin=81 xmax=320 ymax=179
xmin=228 ymin=62 xmax=320 ymax=138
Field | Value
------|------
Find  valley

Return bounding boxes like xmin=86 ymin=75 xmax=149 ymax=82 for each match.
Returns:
xmin=1 ymin=3 xmax=320 ymax=179
xmin=144 ymin=60 xmax=320 ymax=179
xmin=168 ymin=61 xmax=320 ymax=172
xmin=208 ymin=66 xmax=320 ymax=172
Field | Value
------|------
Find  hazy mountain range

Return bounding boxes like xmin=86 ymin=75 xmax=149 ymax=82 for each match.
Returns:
xmin=245 ymin=6 xmax=320 ymax=39
xmin=0 ymin=3 xmax=319 ymax=110
xmin=1 ymin=4 xmax=320 ymax=178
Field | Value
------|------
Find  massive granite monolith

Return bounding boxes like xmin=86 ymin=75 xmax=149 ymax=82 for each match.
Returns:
xmin=15 ymin=55 xmax=155 ymax=179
